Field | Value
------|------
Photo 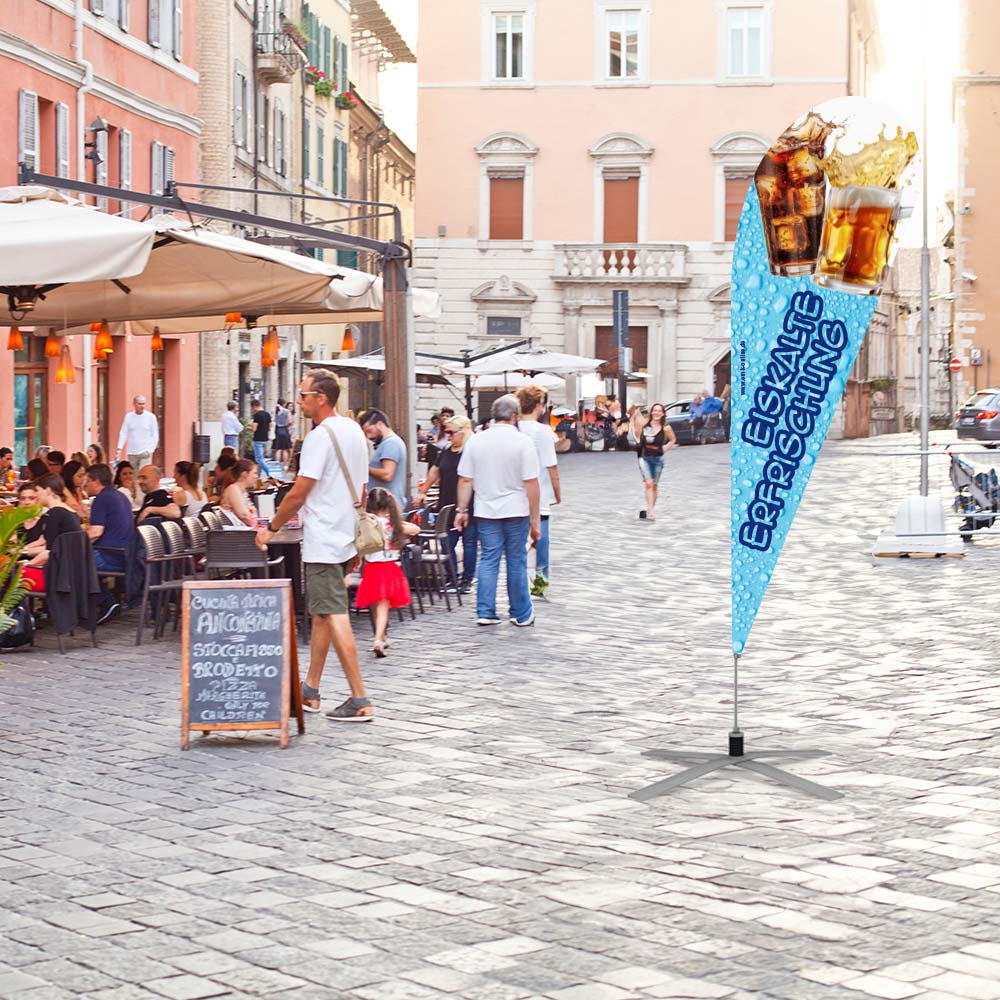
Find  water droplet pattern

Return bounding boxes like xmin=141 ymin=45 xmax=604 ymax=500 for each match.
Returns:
xmin=730 ymin=186 xmax=877 ymax=654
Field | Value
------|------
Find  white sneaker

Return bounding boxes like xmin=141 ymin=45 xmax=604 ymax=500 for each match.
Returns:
xmin=510 ymin=613 xmax=536 ymax=627
xmin=477 ymin=617 xmax=502 ymax=626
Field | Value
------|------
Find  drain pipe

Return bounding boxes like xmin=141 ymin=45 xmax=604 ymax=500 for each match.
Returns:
xmin=75 ymin=0 xmax=94 ymax=448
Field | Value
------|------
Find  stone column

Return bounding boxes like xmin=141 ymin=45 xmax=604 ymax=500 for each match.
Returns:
xmin=657 ymin=302 xmax=679 ymax=404
xmin=563 ymin=304 xmax=581 ymax=406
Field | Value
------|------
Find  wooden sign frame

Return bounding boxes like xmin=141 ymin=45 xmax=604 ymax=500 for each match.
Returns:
xmin=181 ymin=579 xmax=304 ymax=750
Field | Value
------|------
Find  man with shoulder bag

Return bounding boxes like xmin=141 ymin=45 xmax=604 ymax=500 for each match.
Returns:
xmin=256 ymin=369 xmax=376 ymax=722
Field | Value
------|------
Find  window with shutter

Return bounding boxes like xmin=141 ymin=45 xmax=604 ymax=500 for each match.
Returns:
xmin=119 ymin=128 xmax=132 ymax=216
xmin=234 ymin=70 xmax=245 ymax=146
xmin=333 ymin=34 xmax=340 ymax=93
xmin=489 ymin=175 xmax=524 ymax=240
xmin=148 ymin=0 xmax=161 ymax=46
xmin=724 ymin=175 xmax=751 ymax=241
xmin=55 ymin=103 xmax=70 ymax=179
xmin=172 ymin=0 xmax=182 ymax=60
xmin=317 ymin=125 xmax=325 ymax=186
xmin=151 ymin=140 xmax=164 ymax=195
xmin=340 ymin=39 xmax=348 ymax=92
xmin=303 ymin=114 xmax=310 ymax=180
xmin=332 ymin=137 xmax=339 ymax=195
xmin=96 ymin=131 xmax=109 ymax=210
xmin=164 ymin=146 xmax=175 ymax=189
xmin=18 ymin=90 xmax=38 ymax=171
xmin=119 ymin=0 xmax=129 ymax=31
xmin=323 ymin=27 xmax=331 ymax=80
xmin=276 ymin=108 xmax=286 ymax=176
xmin=339 ymin=138 xmax=347 ymax=197
xmin=91 ymin=0 xmax=105 ymax=16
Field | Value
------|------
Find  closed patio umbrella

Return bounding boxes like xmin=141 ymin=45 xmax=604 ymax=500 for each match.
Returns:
xmin=442 ymin=347 xmax=603 ymax=377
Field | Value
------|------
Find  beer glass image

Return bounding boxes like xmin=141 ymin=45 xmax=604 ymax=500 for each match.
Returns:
xmin=814 ymin=184 xmax=901 ymax=295
xmin=754 ymin=114 xmax=836 ymax=277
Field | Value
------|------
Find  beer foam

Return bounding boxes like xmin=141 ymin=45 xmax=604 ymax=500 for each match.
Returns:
xmin=820 ymin=125 xmax=919 ymax=189
xmin=829 ymin=184 xmax=900 ymax=209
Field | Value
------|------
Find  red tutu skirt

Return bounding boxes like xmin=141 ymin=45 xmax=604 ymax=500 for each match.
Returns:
xmin=355 ymin=560 xmax=411 ymax=609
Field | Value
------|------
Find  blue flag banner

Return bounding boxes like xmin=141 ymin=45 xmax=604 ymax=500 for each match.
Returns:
xmin=730 ymin=185 xmax=878 ymax=655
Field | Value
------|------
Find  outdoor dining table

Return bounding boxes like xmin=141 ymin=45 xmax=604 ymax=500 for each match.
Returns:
xmin=266 ymin=526 xmax=305 ymax=622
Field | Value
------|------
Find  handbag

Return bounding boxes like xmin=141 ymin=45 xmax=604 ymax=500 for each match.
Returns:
xmin=323 ymin=423 xmax=386 ymax=557
xmin=0 ymin=599 xmax=35 ymax=650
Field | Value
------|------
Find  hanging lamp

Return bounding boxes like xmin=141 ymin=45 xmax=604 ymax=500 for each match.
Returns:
xmin=340 ymin=327 xmax=355 ymax=352
xmin=94 ymin=320 xmax=114 ymax=354
xmin=150 ymin=326 xmax=164 ymax=352
xmin=44 ymin=328 xmax=60 ymax=358
xmin=6 ymin=326 xmax=23 ymax=351
xmin=55 ymin=343 xmax=76 ymax=384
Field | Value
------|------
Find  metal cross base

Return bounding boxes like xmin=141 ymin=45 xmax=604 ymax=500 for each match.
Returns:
xmin=630 ymin=733 xmax=843 ymax=802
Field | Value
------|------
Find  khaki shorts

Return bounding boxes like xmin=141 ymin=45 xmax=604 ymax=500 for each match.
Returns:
xmin=305 ymin=560 xmax=354 ymax=616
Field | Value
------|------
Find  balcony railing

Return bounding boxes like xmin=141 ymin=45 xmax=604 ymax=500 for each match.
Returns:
xmin=254 ymin=31 xmax=304 ymax=83
xmin=553 ymin=243 xmax=689 ymax=282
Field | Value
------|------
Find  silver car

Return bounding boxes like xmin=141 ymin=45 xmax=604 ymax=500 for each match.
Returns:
xmin=955 ymin=388 xmax=1000 ymax=445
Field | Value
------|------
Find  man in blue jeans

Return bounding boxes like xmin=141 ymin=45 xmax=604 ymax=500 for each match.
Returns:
xmin=455 ymin=395 xmax=541 ymax=627
xmin=251 ymin=399 xmax=271 ymax=470
xmin=85 ymin=463 xmax=136 ymax=624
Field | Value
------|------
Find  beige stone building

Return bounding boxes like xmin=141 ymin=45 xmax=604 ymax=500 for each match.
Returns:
xmin=953 ymin=0 xmax=1000 ymax=399
xmin=413 ymin=0 xmax=891 ymax=430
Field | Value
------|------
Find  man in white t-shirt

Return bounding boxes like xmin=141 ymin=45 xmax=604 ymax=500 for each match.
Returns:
xmin=117 ymin=395 xmax=159 ymax=470
xmin=515 ymin=384 xmax=561 ymax=597
xmin=255 ymin=369 xmax=373 ymax=722
xmin=455 ymin=394 xmax=540 ymax=628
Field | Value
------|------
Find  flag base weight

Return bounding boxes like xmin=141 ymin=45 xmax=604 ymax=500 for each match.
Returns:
xmin=630 ymin=729 xmax=843 ymax=802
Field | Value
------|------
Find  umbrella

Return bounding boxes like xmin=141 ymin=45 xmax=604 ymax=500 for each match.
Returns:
xmin=0 ymin=189 xmax=441 ymax=328
xmin=471 ymin=372 xmax=564 ymax=391
xmin=442 ymin=347 xmax=604 ymax=377
xmin=306 ymin=353 xmax=453 ymax=387
xmin=0 ymin=186 xmax=155 ymax=311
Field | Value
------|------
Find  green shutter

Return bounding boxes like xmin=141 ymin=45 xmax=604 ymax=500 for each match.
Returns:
xmin=339 ymin=137 xmax=348 ymax=197
xmin=323 ymin=27 xmax=331 ymax=80
xmin=340 ymin=39 xmax=348 ymax=92
xmin=333 ymin=34 xmax=341 ymax=94
xmin=303 ymin=115 xmax=310 ymax=180
xmin=317 ymin=126 xmax=324 ymax=185
xmin=337 ymin=249 xmax=359 ymax=269
xmin=332 ymin=137 xmax=340 ymax=195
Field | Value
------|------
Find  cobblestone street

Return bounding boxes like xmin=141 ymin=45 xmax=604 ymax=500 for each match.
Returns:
xmin=3 ymin=436 xmax=1000 ymax=1000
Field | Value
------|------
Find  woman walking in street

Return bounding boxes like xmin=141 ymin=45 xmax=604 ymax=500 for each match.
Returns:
xmin=629 ymin=403 xmax=676 ymax=520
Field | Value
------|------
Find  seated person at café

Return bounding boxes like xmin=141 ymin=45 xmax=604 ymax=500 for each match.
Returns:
xmin=220 ymin=459 xmax=259 ymax=528
xmin=136 ymin=465 xmax=182 ymax=523
xmin=114 ymin=461 xmax=143 ymax=511
xmin=85 ymin=463 xmax=135 ymax=622
xmin=17 ymin=483 xmax=45 ymax=548
xmin=19 ymin=475 xmax=82 ymax=592
xmin=172 ymin=461 xmax=206 ymax=516
xmin=0 ymin=446 xmax=13 ymax=483
xmin=60 ymin=460 xmax=88 ymax=516
xmin=206 ymin=453 xmax=237 ymax=501
xmin=25 ymin=458 xmax=49 ymax=484
xmin=46 ymin=450 xmax=66 ymax=476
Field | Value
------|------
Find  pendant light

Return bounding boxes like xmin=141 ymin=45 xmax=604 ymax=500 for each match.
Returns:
xmin=55 ymin=343 xmax=76 ymax=384
xmin=150 ymin=326 xmax=164 ymax=351
xmin=94 ymin=320 xmax=114 ymax=355
xmin=340 ymin=326 xmax=355 ymax=352
xmin=44 ymin=328 xmax=60 ymax=358
xmin=6 ymin=326 xmax=23 ymax=351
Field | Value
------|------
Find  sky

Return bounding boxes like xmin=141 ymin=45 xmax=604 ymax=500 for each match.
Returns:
xmin=375 ymin=0 xmax=418 ymax=150
xmin=869 ymin=0 xmax=959 ymax=245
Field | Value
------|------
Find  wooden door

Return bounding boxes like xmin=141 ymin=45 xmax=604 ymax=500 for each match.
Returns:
xmin=595 ymin=325 xmax=648 ymax=376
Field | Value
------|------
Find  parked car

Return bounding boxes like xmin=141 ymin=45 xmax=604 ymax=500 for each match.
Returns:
xmin=664 ymin=399 xmax=731 ymax=445
xmin=955 ymin=388 xmax=1000 ymax=446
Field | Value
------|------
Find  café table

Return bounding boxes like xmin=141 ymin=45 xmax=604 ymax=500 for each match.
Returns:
xmin=266 ymin=525 xmax=304 ymax=623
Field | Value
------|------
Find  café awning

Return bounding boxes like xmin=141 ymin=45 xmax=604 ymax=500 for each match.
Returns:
xmin=442 ymin=347 xmax=604 ymax=377
xmin=0 ymin=190 xmax=440 ymax=328
xmin=304 ymin=353 xmax=453 ymax=386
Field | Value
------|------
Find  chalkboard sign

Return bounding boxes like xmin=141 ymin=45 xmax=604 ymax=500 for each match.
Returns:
xmin=181 ymin=579 xmax=303 ymax=749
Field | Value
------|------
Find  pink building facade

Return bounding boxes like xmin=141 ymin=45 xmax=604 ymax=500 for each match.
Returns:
xmin=414 ymin=0 xmax=864 ymax=418
xmin=0 ymin=0 xmax=200 ymax=470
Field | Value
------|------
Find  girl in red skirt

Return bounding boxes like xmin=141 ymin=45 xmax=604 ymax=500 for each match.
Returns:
xmin=355 ymin=487 xmax=420 ymax=656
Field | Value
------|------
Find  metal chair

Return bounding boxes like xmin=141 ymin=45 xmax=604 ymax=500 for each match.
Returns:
xmin=204 ymin=529 xmax=285 ymax=581
xmin=199 ymin=508 xmax=223 ymax=531
xmin=134 ymin=524 xmax=190 ymax=645
xmin=181 ymin=516 xmax=207 ymax=566
xmin=418 ymin=504 xmax=460 ymax=610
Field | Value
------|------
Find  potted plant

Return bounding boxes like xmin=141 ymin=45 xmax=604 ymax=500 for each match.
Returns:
xmin=0 ymin=504 xmax=41 ymax=648
xmin=335 ymin=91 xmax=359 ymax=111
xmin=305 ymin=65 xmax=324 ymax=85
xmin=314 ymin=79 xmax=334 ymax=98
xmin=283 ymin=20 xmax=310 ymax=51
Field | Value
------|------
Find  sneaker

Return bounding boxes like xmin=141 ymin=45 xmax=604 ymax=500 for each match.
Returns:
xmin=445 ymin=585 xmax=460 ymax=594
xmin=510 ymin=612 xmax=536 ymax=627
xmin=459 ymin=581 xmax=474 ymax=595
xmin=302 ymin=683 xmax=322 ymax=714
xmin=477 ymin=617 xmax=503 ymax=626
xmin=326 ymin=697 xmax=374 ymax=722
xmin=97 ymin=602 xmax=120 ymax=626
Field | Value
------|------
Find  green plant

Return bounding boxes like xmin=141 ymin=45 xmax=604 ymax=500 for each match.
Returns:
xmin=870 ymin=377 xmax=896 ymax=393
xmin=314 ymin=79 xmax=334 ymax=98
xmin=0 ymin=505 xmax=41 ymax=637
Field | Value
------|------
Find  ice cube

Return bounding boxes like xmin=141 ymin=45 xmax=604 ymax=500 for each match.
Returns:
xmin=792 ymin=182 xmax=825 ymax=217
xmin=772 ymin=216 xmax=807 ymax=253
xmin=785 ymin=148 xmax=823 ymax=185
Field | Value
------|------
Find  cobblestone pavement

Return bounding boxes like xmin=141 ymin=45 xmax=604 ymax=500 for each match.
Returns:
xmin=3 ymin=434 xmax=1000 ymax=1000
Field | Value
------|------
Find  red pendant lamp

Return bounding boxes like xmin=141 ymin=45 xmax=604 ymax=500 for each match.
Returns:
xmin=55 ymin=343 xmax=76 ymax=384
xmin=6 ymin=326 xmax=23 ymax=351
xmin=44 ymin=328 xmax=60 ymax=358
xmin=94 ymin=320 xmax=114 ymax=355
xmin=340 ymin=326 xmax=355 ymax=352
xmin=150 ymin=326 xmax=164 ymax=351
xmin=261 ymin=326 xmax=279 ymax=367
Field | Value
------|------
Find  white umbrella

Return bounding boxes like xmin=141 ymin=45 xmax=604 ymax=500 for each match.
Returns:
xmin=443 ymin=347 xmax=604 ymax=377
xmin=308 ymin=353 xmax=453 ymax=387
xmin=0 ymin=186 xmax=155 ymax=304
xmin=471 ymin=372 xmax=564 ymax=391
xmin=0 ymin=190 xmax=441 ymax=327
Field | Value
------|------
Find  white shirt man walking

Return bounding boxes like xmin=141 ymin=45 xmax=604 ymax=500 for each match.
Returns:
xmin=117 ymin=395 xmax=159 ymax=470
xmin=255 ymin=369 xmax=374 ymax=721
xmin=455 ymin=394 xmax=540 ymax=627
xmin=515 ymin=384 xmax=561 ymax=597
xmin=221 ymin=401 xmax=243 ymax=449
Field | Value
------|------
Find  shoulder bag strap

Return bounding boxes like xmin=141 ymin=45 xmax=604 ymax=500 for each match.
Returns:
xmin=322 ymin=422 xmax=362 ymax=510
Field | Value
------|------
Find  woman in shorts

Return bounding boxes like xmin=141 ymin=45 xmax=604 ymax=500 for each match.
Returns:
xmin=629 ymin=403 xmax=676 ymax=520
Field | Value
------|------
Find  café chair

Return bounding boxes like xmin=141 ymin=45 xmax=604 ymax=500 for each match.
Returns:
xmin=418 ymin=504 xmax=460 ymax=611
xmin=46 ymin=530 xmax=100 ymax=654
xmin=134 ymin=524 xmax=190 ymax=645
xmin=204 ymin=529 xmax=284 ymax=581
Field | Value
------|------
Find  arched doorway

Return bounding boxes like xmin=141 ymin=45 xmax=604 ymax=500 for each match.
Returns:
xmin=713 ymin=351 xmax=731 ymax=397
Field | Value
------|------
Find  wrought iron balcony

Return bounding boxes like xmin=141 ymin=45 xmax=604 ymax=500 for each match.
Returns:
xmin=255 ymin=30 xmax=305 ymax=84
xmin=553 ymin=243 xmax=689 ymax=283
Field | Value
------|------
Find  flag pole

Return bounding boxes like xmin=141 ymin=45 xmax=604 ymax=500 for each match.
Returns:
xmin=919 ymin=0 xmax=931 ymax=495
